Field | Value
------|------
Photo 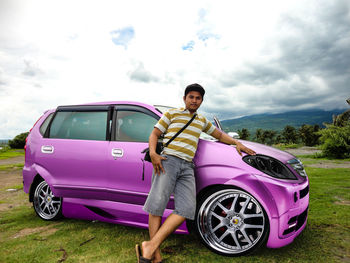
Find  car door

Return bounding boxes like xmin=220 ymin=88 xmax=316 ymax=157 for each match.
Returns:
xmin=107 ymin=105 xmax=159 ymax=206
xmin=38 ymin=105 xmax=112 ymax=200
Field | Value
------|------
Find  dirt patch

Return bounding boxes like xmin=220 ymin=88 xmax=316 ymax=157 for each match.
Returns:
xmin=284 ymin=146 xmax=322 ymax=156
xmin=307 ymin=162 xmax=350 ymax=169
xmin=0 ymin=156 xmax=25 ymax=165
xmin=0 ymin=190 xmax=31 ymax=212
xmin=12 ymin=224 xmax=60 ymax=239
xmin=0 ymin=167 xmax=29 ymax=212
xmin=334 ymin=196 xmax=350 ymax=206
xmin=284 ymin=147 xmax=350 ymax=168
xmin=39 ymin=227 xmax=59 ymax=237
xmin=300 ymin=158 xmax=350 ymax=169
xmin=0 ymin=169 xmax=23 ymax=189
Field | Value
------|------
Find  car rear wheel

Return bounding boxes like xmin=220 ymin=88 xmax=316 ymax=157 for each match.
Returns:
xmin=196 ymin=187 xmax=269 ymax=256
xmin=33 ymin=180 xmax=62 ymax=220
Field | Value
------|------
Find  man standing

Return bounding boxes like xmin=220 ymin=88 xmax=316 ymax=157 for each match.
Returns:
xmin=136 ymin=84 xmax=256 ymax=263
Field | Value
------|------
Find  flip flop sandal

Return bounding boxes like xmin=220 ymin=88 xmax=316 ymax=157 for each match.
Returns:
xmin=135 ymin=244 xmax=152 ymax=263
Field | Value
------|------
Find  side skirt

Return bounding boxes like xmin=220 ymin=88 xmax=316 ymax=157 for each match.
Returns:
xmin=62 ymin=198 xmax=189 ymax=234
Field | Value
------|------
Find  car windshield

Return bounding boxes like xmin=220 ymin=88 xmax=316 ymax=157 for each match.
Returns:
xmin=154 ymin=105 xmax=218 ymax=141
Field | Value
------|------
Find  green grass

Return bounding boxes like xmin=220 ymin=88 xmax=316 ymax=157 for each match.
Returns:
xmin=273 ymin=143 xmax=305 ymax=150
xmin=0 ymin=163 xmax=349 ymax=262
xmin=0 ymin=148 xmax=25 ymax=160
xmin=0 ymin=163 xmax=24 ymax=171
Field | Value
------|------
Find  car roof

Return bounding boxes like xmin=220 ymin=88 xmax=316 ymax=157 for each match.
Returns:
xmin=50 ymin=101 xmax=159 ymax=112
xmin=75 ymin=101 xmax=154 ymax=109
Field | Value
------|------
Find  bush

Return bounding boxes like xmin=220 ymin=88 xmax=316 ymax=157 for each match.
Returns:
xmin=261 ymin=130 xmax=277 ymax=145
xmin=299 ymin=124 xmax=321 ymax=146
xmin=282 ymin=125 xmax=298 ymax=144
xmin=238 ymin=128 xmax=250 ymax=140
xmin=254 ymin=129 xmax=263 ymax=143
xmin=8 ymin=132 xmax=29 ymax=149
xmin=318 ymin=123 xmax=350 ymax=159
xmin=0 ymin=145 xmax=10 ymax=153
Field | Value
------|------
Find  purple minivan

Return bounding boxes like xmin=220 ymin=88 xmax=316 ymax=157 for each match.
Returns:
xmin=23 ymin=101 xmax=309 ymax=256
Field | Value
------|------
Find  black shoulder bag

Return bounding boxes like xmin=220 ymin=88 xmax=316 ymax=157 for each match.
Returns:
xmin=142 ymin=113 xmax=197 ymax=162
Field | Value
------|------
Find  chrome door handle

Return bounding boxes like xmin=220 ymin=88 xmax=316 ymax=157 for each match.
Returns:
xmin=41 ymin=145 xmax=54 ymax=154
xmin=112 ymin=148 xmax=123 ymax=158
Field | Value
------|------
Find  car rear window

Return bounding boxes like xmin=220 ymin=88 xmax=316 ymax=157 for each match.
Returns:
xmin=49 ymin=111 xmax=108 ymax=141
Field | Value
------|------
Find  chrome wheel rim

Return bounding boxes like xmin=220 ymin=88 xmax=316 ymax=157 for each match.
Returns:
xmin=197 ymin=189 xmax=266 ymax=255
xmin=33 ymin=181 xmax=61 ymax=220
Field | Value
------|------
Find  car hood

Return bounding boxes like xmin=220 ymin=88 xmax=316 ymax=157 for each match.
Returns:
xmin=194 ymin=139 xmax=295 ymax=168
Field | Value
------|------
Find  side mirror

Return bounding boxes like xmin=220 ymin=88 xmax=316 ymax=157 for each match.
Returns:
xmin=228 ymin=132 xmax=240 ymax=139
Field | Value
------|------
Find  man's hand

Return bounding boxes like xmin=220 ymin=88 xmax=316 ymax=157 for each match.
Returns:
xmin=148 ymin=128 xmax=167 ymax=175
xmin=235 ymin=142 xmax=256 ymax=156
xmin=150 ymin=152 xmax=167 ymax=175
xmin=211 ymin=129 xmax=256 ymax=156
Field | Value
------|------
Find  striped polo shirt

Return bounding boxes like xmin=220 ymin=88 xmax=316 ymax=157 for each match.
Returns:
xmin=155 ymin=107 xmax=216 ymax=162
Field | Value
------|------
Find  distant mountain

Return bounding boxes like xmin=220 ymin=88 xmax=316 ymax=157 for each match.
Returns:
xmin=220 ymin=109 xmax=346 ymax=133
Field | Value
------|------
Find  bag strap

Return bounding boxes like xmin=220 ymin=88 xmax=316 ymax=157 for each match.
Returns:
xmin=164 ymin=113 xmax=197 ymax=147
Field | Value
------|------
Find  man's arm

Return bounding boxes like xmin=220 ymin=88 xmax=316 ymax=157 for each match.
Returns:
xmin=149 ymin=127 xmax=167 ymax=175
xmin=211 ymin=129 xmax=256 ymax=156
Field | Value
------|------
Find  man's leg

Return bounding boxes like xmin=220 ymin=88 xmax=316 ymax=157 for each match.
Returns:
xmin=141 ymin=155 xmax=180 ymax=260
xmin=142 ymin=213 xmax=185 ymax=260
xmin=148 ymin=214 xmax=162 ymax=262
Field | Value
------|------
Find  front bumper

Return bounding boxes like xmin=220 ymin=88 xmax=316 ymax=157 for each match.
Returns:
xmin=267 ymin=205 xmax=308 ymax=248
xmin=257 ymin=175 xmax=309 ymax=248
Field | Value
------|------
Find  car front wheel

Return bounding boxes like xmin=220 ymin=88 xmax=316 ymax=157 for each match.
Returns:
xmin=196 ymin=187 xmax=269 ymax=256
xmin=33 ymin=180 xmax=62 ymax=220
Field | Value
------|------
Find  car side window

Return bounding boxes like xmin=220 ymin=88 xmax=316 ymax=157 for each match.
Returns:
xmin=49 ymin=111 xmax=108 ymax=141
xmin=116 ymin=110 xmax=157 ymax=142
xmin=40 ymin=113 xmax=54 ymax=136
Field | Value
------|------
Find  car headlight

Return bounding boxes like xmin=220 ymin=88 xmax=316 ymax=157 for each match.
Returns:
xmin=243 ymin=154 xmax=297 ymax=180
xmin=287 ymin=158 xmax=307 ymax=178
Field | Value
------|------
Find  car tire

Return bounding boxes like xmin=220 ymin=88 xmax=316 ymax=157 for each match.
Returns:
xmin=195 ymin=186 xmax=269 ymax=256
xmin=33 ymin=180 xmax=63 ymax=220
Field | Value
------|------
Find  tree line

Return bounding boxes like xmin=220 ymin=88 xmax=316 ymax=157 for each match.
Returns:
xmin=237 ymin=109 xmax=350 ymax=159
xmin=237 ymin=124 xmax=321 ymax=146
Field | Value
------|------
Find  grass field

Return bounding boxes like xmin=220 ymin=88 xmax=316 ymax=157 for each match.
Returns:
xmin=0 ymin=154 xmax=349 ymax=262
xmin=0 ymin=148 xmax=25 ymax=160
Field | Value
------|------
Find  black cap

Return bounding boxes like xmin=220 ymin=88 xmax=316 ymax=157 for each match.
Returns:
xmin=184 ymin=83 xmax=205 ymax=98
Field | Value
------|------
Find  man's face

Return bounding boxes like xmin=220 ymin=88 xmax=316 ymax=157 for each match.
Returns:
xmin=183 ymin=91 xmax=203 ymax=112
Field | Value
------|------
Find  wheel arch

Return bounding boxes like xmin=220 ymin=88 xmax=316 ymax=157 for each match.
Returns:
xmin=195 ymin=165 xmax=279 ymax=220
xmin=29 ymin=174 xmax=44 ymax=202
xmin=29 ymin=163 xmax=58 ymax=202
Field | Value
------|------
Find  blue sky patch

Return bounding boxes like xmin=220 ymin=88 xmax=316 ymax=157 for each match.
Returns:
xmin=197 ymin=29 xmax=220 ymax=42
xmin=182 ymin=40 xmax=195 ymax=51
xmin=198 ymin=8 xmax=207 ymax=22
xmin=110 ymin=27 xmax=135 ymax=48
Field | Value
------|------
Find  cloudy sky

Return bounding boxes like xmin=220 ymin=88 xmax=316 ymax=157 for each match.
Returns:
xmin=1 ymin=0 xmax=349 ymax=139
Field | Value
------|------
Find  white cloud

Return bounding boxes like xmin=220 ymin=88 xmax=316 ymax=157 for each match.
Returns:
xmin=0 ymin=0 xmax=349 ymax=138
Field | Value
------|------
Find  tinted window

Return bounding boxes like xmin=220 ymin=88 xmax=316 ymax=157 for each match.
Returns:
xmin=40 ymin=113 xmax=54 ymax=136
xmin=49 ymin=111 xmax=107 ymax=141
xmin=116 ymin=111 xmax=157 ymax=142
